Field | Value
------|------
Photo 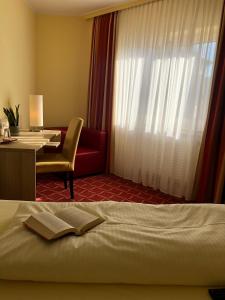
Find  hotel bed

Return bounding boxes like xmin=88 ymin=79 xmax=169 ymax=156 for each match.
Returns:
xmin=0 ymin=200 xmax=224 ymax=300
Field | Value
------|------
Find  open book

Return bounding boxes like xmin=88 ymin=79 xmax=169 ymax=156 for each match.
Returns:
xmin=23 ymin=207 xmax=104 ymax=240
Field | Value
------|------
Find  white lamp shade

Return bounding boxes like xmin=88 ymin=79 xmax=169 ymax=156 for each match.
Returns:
xmin=29 ymin=95 xmax=43 ymax=127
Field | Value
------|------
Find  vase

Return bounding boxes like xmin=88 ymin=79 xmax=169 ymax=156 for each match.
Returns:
xmin=9 ymin=126 xmax=19 ymax=136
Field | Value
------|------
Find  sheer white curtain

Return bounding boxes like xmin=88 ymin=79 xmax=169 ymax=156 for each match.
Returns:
xmin=112 ymin=0 xmax=223 ymax=200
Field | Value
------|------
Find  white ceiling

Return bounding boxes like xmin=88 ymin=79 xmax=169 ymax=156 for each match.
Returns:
xmin=26 ymin=0 xmax=132 ymax=16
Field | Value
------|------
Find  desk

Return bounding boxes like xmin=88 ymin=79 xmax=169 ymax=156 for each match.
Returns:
xmin=0 ymin=130 xmax=60 ymax=201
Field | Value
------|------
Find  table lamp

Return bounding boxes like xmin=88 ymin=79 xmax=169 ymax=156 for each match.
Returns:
xmin=29 ymin=95 xmax=43 ymax=131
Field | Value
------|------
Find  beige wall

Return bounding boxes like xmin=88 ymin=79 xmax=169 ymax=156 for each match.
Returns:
xmin=36 ymin=15 xmax=92 ymax=127
xmin=0 ymin=4 xmax=92 ymax=129
xmin=0 ymin=0 xmax=36 ymax=128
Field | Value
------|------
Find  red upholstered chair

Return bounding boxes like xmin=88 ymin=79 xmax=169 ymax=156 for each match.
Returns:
xmin=44 ymin=127 xmax=107 ymax=177
xmin=75 ymin=127 xmax=107 ymax=177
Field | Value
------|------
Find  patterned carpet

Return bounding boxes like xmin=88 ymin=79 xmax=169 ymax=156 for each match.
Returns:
xmin=36 ymin=174 xmax=186 ymax=204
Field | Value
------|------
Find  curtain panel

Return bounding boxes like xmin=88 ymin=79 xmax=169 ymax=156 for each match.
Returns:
xmin=112 ymin=0 xmax=223 ymax=200
xmin=195 ymin=1 xmax=225 ymax=204
xmin=87 ymin=12 xmax=117 ymax=172
xmin=87 ymin=12 xmax=117 ymax=131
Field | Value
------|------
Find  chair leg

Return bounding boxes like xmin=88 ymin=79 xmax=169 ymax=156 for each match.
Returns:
xmin=69 ymin=171 xmax=74 ymax=200
xmin=63 ymin=172 xmax=68 ymax=189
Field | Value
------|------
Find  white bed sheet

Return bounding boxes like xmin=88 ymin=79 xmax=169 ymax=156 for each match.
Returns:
xmin=0 ymin=200 xmax=221 ymax=299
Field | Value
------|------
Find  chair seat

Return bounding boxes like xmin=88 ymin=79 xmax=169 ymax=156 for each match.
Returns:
xmin=36 ymin=153 xmax=73 ymax=174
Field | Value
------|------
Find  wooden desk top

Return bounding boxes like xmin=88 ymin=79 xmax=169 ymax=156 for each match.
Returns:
xmin=0 ymin=130 xmax=61 ymax=151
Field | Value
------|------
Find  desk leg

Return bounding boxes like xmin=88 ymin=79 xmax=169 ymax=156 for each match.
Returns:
xmin=0 ymin=148 xmax=36 ymax=201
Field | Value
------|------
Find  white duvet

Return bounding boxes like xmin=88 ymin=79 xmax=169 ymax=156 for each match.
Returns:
xmin=0 ymin=201 xmax=225 ymax=286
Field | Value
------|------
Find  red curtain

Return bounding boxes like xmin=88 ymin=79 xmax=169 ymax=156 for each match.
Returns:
xmin=87 ymin=12 xmax=117 ymax=131
xmin=195 ymin=2 xmax=225 ymax=203
xmin=87 ymin=12 xmax=117 ymax=172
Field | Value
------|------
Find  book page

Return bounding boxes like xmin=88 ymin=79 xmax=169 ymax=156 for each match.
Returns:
xmin=24 ymin=212 xmax=73 ymax=239
xmin=55 ymin=207 xmax=104 ymax=234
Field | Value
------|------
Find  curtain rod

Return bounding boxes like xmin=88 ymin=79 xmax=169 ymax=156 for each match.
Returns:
xmin=83 ymin=0 xmax=159 ymax=19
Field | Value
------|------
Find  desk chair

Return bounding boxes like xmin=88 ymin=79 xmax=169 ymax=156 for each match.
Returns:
xmin=36 ymin=117 xmax=84 ymax=199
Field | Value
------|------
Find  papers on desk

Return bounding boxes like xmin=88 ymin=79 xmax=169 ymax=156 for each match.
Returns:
xmin=13 ymin=138 xmax=60 ymax=148
xmin=16 ymin=130 xmax=61 ymax=137
xmin=0 ymin=130 xmax=61 ymax=150
xmin=14 ymin=139 xmax=60 ymax=148
xmin=10 ymin=130 xmax=61 ymax=148
xmin=14 ymin=137 xmax=50 ymax=147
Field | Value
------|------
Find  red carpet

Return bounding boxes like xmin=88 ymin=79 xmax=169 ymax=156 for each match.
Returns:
xmin=36 ymin=174 xmax=187 ymax=204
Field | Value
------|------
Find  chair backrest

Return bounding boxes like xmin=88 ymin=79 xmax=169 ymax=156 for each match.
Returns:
xmin=62 ymin=117 xmax=84 ymax=168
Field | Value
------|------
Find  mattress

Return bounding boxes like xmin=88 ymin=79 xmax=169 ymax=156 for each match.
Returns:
xmin=0 ymin=280 xmax=211 ymax=300
xmin=0 ymin=200 xmax=222 ymax=299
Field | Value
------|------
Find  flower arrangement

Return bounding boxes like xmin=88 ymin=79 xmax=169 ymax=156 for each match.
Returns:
xmin=3 ymin=105 xmax=20 ymax=127
xmin=3 ymin=105 xmax=20 ymax=135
